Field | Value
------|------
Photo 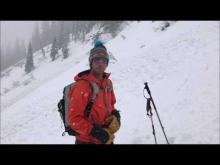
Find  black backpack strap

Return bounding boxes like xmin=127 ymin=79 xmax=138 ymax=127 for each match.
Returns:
xmin=84 ymin=101 xmax=94 ymax=118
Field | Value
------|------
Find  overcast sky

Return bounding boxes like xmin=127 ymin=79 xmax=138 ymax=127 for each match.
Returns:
xmin=1 ymin=21 xmax=36 ymax=50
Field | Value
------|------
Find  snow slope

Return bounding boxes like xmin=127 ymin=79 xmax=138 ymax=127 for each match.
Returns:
xmin=1 ymin=21 xmax=219 ymax=144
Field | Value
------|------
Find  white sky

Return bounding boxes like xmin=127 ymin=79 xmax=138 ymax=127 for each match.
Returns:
xmin=1 ymin=21 xmax=36 ymax=50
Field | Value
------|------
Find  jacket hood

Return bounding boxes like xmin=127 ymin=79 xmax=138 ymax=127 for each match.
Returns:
xmin=74 ymin=70 xmax=111 ymax=86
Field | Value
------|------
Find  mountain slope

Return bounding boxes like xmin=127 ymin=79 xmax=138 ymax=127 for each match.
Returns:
xmin=1 ymin=21 xmax=219 ymax=144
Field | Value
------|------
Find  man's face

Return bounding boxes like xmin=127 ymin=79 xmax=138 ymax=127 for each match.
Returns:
xmin=91 ymin=57 xmax=108 ymax=75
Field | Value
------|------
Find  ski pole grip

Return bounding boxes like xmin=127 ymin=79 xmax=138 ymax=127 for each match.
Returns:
xmin=144 ymin=82 xmax=151 ymax=95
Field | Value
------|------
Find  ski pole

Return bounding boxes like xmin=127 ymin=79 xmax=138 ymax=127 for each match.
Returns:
xmin=144 ymin=82 xmax=170 ymax=144
xmin=146 ymin=98 xmax=157 ymax=144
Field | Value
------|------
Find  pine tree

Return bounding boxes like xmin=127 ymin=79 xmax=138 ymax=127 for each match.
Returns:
xmin=25 ymin=42 xmax=34 ymax=74
xmin=41 ymin=21 xmax=52 ymax=47
xmin=62 ymin=41 xmax=69 ymax=59
xmin=57 ymin=21 xmax=70 ymax=59
xmin=102 ymin=21 xmax=124 ymax=37
xmin=31 ymin=22 xmax=41 ymax=52
xmin=58 ymin=21 xmax=65 ymax=49
xmin=51 ymin=21 xmax=59 ymax=40
xmin=50 ymin=37 xmax=58 ymax=61
xmin=31 ymin=22 xmax=46 ymax=57
xmin=1 ymin=44 xmax=7 ymax=70
xmin=5 ymin=44 xmax=13 ymax=69
xmin=41 ymin=47 xmax=46 ymax=57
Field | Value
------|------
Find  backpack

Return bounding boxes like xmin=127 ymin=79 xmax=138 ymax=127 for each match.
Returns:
xmin=58 ymin=80 xmax=100 ymax=136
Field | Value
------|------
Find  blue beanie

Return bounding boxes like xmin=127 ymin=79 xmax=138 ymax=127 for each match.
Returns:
xmin=94 ymin=39 xmax=104 ymax=47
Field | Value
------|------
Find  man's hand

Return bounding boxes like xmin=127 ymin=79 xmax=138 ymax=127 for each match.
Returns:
xmin=105 ymin=110 xmax=121 ymax=134
xmin=103 ymin=128 xmax=115 ymax=144
xmin=90 ymin=124 xmax=114 ymax=144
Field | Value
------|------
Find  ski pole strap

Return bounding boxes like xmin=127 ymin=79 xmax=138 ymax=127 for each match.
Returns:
xmin=147 ymin=98 xmax=153 ymax=117
xmin=144 ymin=82 xmax=151 ymax=95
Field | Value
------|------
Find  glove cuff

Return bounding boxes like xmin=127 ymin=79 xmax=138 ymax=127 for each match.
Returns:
xmin=112 ymin=110 xmax=121 ymax=125
xmin=90 ymin=124 xmax=109 ymax=144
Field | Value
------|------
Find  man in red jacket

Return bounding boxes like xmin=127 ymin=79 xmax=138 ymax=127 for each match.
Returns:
xmin=68 ymin=41 xmax=120 ymax=144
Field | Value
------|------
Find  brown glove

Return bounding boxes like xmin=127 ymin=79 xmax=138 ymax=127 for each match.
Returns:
xmin=103 ymin=128 xmax=115 ymax=144
xmin=105 ymin=115 xmax=120 ymax=134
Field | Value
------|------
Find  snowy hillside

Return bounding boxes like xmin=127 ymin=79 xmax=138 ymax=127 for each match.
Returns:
xmin=1 ymin=21 xmax=219 ymax=144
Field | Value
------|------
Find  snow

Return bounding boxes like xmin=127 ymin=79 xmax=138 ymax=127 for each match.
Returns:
xmin=1 ymin=21 xmax=219 ymax=144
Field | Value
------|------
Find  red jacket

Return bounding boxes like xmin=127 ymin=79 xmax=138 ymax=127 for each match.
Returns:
xmin=68 ymin=70 xmax=116 ymax=144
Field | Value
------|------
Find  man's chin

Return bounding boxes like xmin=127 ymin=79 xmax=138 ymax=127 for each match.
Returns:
xmin=95 ymin=69 xmax=105 ymax=74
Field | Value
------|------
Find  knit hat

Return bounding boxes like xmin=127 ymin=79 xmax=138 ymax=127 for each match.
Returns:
xmin=89 ymin=40 xmax=109 ymax=67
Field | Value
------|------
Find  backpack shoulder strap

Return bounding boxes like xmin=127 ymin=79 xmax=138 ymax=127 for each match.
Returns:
xmin=64 ymin=82 xmax=75 ymax=112
xmin=80 ymin=80 xmax=100 ymax=117
xmin=106 ymin=79 xmax=112 ymax=91
xmin=88 ymin=80 xmax=99 ymax=101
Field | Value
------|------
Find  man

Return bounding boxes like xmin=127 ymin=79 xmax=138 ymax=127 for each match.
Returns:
xmin=68 ymin=40 xmax=120 ymax=144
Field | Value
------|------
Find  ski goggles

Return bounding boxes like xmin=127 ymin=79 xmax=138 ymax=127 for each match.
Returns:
xmin=93 ymin=56 xmax=108 ymax=64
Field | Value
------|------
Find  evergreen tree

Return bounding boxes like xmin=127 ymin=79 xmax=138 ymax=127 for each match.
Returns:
xmin=102 ymin=21 xmax=124 ymax=37
xmin=5 ymin=44 xmax=13 ymax=69
xmin=51 ymin=21 xmax=59 ymax=40
xmin=31 ymin=22 xmax=41 ymax=52
xmin=62 ymin=41 xmax=69 ymax=59
xmin=57 ymin=21 xmax=70 ymax=59
xmin=57 ymin=21 xmax=67 ymax=49
xmin=31 ymin=22 xmax=46 ymax=57
xmin=25 ymin=42 xmax=34 ymax=74
xmin=41 ymin=21 xmax=52 ymax=47
xmin=50 ymin=37 xmax=58 ymax=61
